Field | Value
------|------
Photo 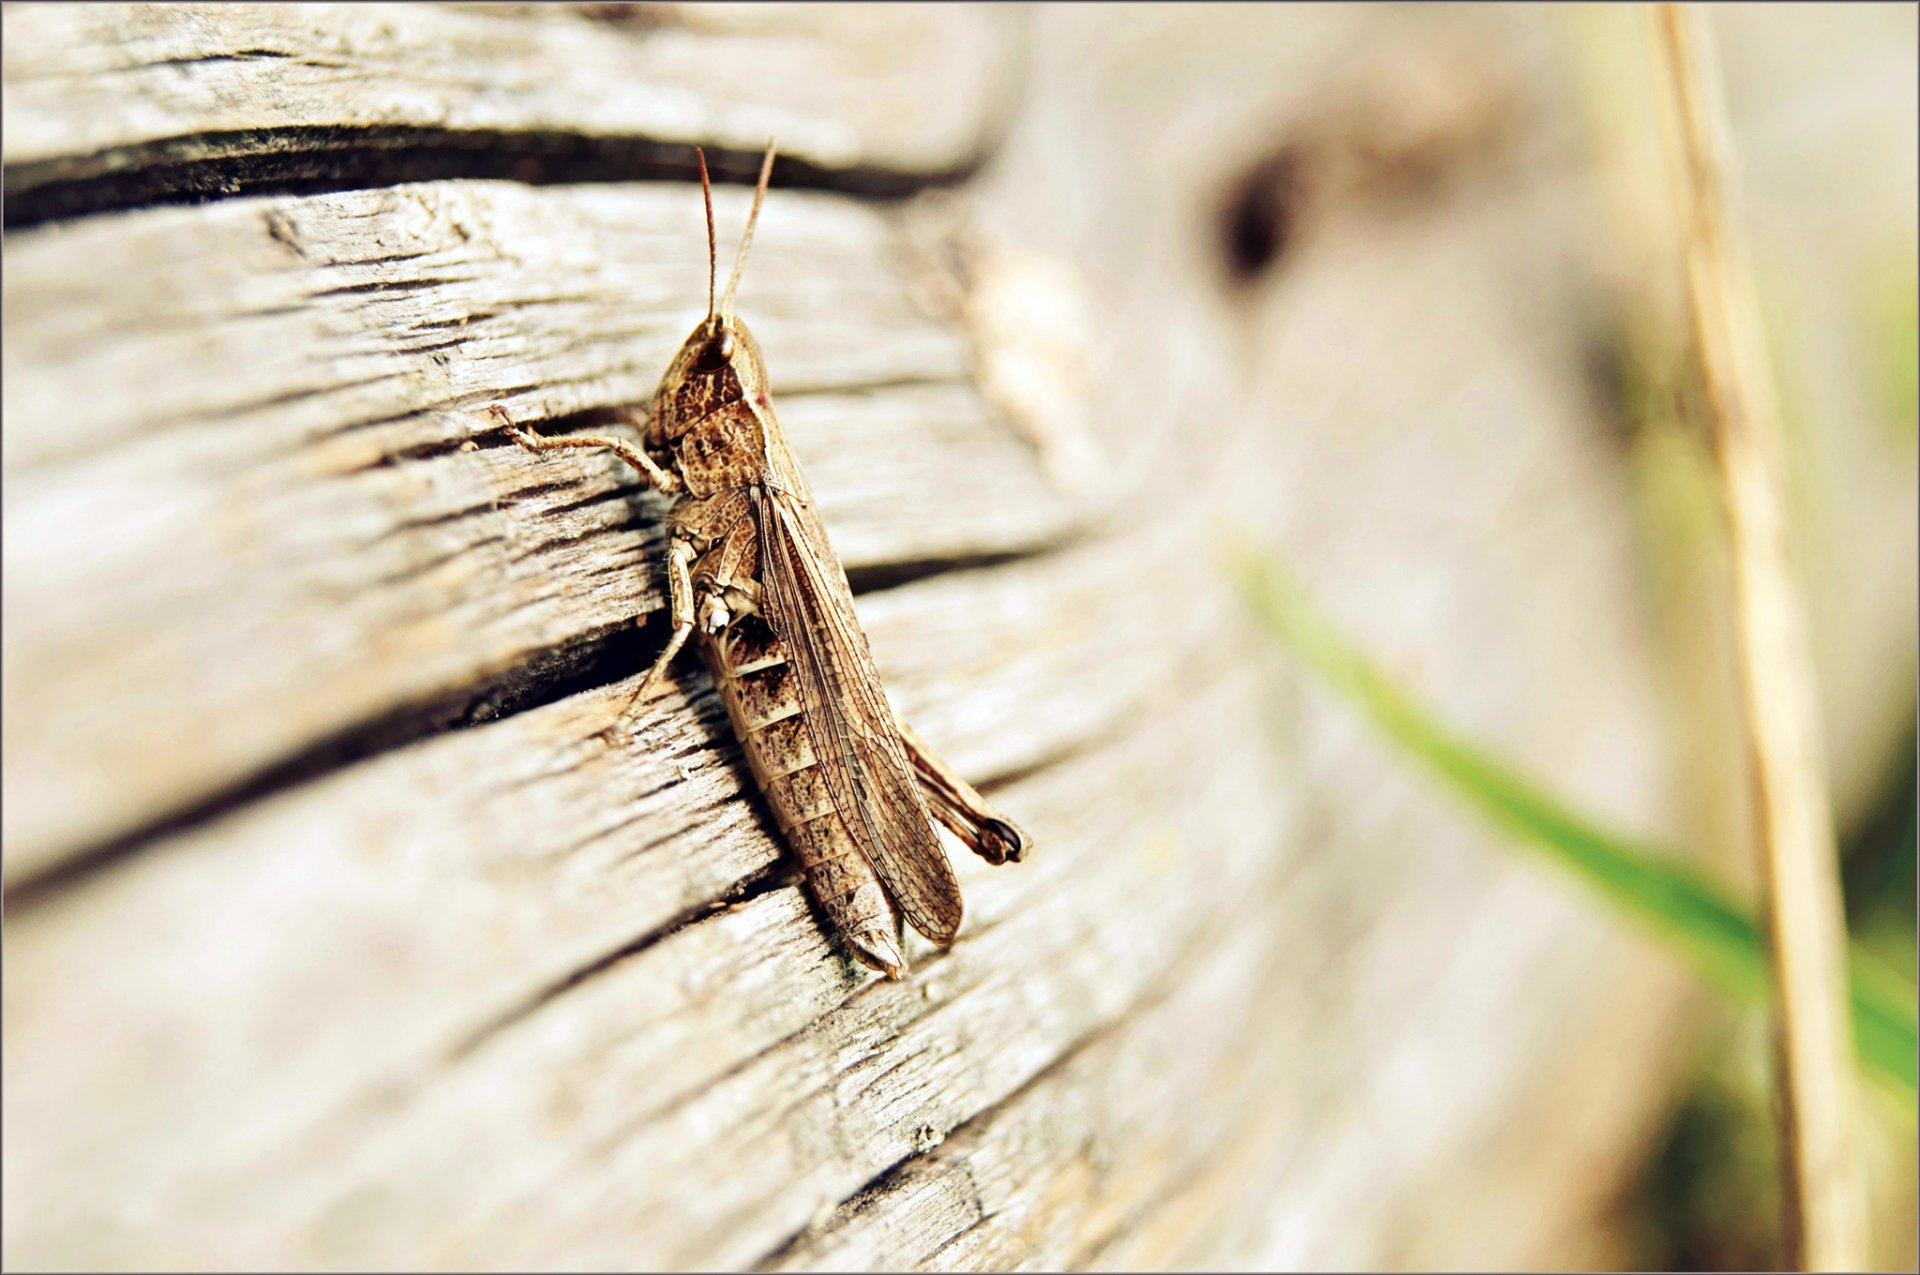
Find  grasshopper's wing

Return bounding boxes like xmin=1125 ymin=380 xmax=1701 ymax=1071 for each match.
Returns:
xmin=753 ymin=485 xmax=964 ymax=944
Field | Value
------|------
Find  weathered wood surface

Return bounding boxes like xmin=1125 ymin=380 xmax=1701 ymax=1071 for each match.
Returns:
xmin=5 ymin=5 xmax=1913 ymax=1271
xmin=1 ymin=3 xmax=1020 ymax=222
xmin=1 ymin=180 xmax=1075 ymax=882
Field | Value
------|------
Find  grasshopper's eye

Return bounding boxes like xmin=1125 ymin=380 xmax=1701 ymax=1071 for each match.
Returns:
xmin=716 ymin=330 xmax=735 ymax=360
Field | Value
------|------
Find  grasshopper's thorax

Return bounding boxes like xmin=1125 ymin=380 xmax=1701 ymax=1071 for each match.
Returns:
xmin=651 ymin=314 xmax=782 ymax=498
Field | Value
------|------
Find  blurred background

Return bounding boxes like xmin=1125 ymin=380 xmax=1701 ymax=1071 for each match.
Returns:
xmin=3 ymin=3 xmax=1914 ymax=1270
xmin=977 ymin=5 xmax=1918 ymax=1264
xmin=973 ymin=5 xmax=1919 ymax=1261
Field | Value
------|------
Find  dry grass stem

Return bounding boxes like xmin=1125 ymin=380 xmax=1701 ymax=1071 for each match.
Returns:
xmin=1646 ymin=4 xmax=1868 ymax=1267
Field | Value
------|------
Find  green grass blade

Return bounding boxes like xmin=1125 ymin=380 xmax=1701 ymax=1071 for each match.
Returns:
xmin=1227 ymin=544 xmax=1917 ymax=1104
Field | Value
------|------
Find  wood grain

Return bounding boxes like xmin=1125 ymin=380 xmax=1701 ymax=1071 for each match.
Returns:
xmin=1 ymin=181 xmax=1078 ymax=883
xmin=0 ymin=521 xmax=1231 ymax=1269
xmin=1 ymin=3 xmax=1021 ymax=221
xmin=7 ymin=4 xmax=1912 ymax=1271
xmin=0 ymin=5 xmax=1690 ymax=1269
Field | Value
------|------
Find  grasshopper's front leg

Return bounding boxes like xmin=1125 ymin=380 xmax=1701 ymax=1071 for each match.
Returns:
xmin=489 ymin=404 xmax=682 ymax=495
xmin=491 ymin=404 xmax=693 ymax=725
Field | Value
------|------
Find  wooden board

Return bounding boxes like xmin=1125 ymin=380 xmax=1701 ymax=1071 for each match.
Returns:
xmin=1 ymin=3 xmax=1021 ymax=223
xmin=1 ymin=180 xmax=1077 ymax=884
xmin=9 ymin=4 xmax=1911 ymax=1270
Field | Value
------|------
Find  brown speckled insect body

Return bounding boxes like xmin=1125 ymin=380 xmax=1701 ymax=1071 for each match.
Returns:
xmin=500 ymin=143 xmax=1027 ymax=978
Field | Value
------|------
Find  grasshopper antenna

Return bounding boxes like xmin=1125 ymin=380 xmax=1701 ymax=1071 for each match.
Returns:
xmin=721 ymin=139 xmax=777 ymax=321
xmin=697 ymin=147 xmax=717 ymax=321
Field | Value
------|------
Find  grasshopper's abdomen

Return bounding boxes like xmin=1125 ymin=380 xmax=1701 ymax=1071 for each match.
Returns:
xmin=704 ymin=619 xmax=908 ymax=978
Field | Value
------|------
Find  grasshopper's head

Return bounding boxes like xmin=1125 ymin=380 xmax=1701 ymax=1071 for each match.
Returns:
xmin=665 ymin=312 xmax=767 ymax=386
xmin=651 ymin=142 xmax=777 ymax=450
xmin=652 ymin=312 xmax=770 ymax=445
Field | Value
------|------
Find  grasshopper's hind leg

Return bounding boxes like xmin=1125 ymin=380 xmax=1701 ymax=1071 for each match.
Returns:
xmin=895 ymin=715 xmax=1031 ymax=865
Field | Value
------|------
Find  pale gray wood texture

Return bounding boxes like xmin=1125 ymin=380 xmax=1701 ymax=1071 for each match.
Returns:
xmin=1 ymin=180 xmax=1075 ymax=882
xmin=1 ymin=3 xmax=1020 ymax=218
xmin=6 ymin=4 xmax=1913 ymax=1271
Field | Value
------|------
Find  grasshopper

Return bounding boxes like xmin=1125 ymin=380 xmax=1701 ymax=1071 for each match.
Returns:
xmin=496 ymin=142 xmax=1028 ymax=978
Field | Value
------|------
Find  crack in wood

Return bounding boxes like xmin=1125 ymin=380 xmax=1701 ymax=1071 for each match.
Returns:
xmin=2 ymin=128 xmax=989 ymax=230
xmin=921 ymin=1205 xmax=1000 ymax=1267
xmin=442 ymin=859 xmax=807 ymax=1065
xmin=0 ymin=613 xmax=640 ymax=915
xmin=0 ymin=535 xmax=1068 ymax=918
xmin=139 ymin=49 xmax=303 ymax=70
